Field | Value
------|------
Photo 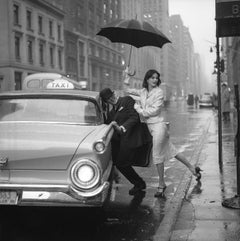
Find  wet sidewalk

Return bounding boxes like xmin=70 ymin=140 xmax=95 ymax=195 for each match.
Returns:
xmin=168 ymin=115 xmax=240 ymax=241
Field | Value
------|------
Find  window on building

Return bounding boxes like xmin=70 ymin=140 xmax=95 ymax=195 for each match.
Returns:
xmin=88 ymin=2 xmax=94 ymax=20
xmin=77 ymin=6 xmax=82 ymax=17
xmin=67 ymin=41 xmax=75 ymax=55
xmin=27 ymin=39 xmax=33 ymax=63
xmin=78 ymin=21 xmax=85 ymax=33
xmin=0 ymin=75 xmax=4 ymax=91
xmin=96 ymin=13 xmax=101 ymax=25
xmin=78 ymin=0 xmax=84 ymax=9
xmin=110 ymin=9 xmax=113 ymax=19
xmin=92 ymin=82 xmax=97 ymax=91
xmin=98 ymin=47 xmax=102 ymax=58
xmin=50 ymin=46 xmax=54 ymax=67
xmin=13 ymin=4 xmax=20 ymax=25
xmin=89 ymin=43 xmax=95 ymax=56
xmin=14 ymin=71 xmax=22 ymax=90
xmin=103 ymin=3 xmax=106 ymax=14
xmin=57 ymin=24 xmax=61 ymax=41
xmin=67 ymin=57 xmax=76 ymax=72
xmin=118 ymin=55 xmax=121 ymax=65
xmin=112 ymin=53 xmax=116 ymax=64
xmin=15 ymin=35 xmax=21 ymax=60
xmin=88 ymin=20 xmax=94 ymax=36
xmin=106 ymin=50 xmax=110 ymax=61
xmin=92 ymin=65 xmax=97 ymax=78
xmin=80 ymin=60 xmax=84 ymax=76
xmin=49 ymin=20 xmax=53 ymax=38
xmin=38 ymin=16 xmax=43 ymax=34
xmin=26 ymin=10 xmax=32 ymax=30
xmin=39 ymin=42 xmax=45 ymax=65
xmin=79 ymin=42 xmax=84 ymax=56
xmin=58 ymin=49 xmax=62 ymax=69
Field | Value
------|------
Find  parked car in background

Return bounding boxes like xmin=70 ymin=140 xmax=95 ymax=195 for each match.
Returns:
xmin=199 ymin=93 xmax=213 ymax=108
xmin=0 ymin=77 xmax=152 ymax=209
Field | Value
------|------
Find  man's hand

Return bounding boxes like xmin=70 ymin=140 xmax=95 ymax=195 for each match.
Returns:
xmin=111 ymin=121 xmax=126 ymax=134
xmin=134 ymin=103 xmax=143 ymax=113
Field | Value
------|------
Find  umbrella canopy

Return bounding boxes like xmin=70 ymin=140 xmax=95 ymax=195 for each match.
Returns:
xmin=96 ymin=18 xmax=171 ymax=48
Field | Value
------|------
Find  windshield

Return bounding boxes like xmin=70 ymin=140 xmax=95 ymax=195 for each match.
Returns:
xmin=0 ymin=97 xmax=101 ymax=125
xmin=201 ymin=95 xmax=211 ymax=101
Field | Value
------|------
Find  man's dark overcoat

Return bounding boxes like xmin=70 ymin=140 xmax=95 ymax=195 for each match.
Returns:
xmin=105 ymin=96 xmax=152 ymax=166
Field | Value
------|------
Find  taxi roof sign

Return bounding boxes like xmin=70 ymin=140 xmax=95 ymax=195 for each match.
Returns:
xmin=46 ymin=79 xmax=74 ymax=89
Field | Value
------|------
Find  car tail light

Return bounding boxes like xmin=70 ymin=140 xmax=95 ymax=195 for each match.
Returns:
xmin=70 ymin=159 xmax=101 ymax=190
xmin=93 ymin=140 xmax=105 ymax=153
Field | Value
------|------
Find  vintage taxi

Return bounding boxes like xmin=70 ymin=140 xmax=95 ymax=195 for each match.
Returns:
xmin=0 ymin=76 xmax=152 ymax=208
xmin=0 ymin=78 xmax=117 ymax=207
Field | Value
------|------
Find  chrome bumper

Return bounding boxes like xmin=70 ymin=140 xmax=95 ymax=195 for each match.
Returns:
xmin=0 ymin=182 xmax=110 ymax=207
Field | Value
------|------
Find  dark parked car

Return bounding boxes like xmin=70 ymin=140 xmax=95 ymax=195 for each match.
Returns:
xmin=187 ymin=94 xmax=194 ymax=105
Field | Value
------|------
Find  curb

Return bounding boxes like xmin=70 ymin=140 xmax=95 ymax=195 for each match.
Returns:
xmin=153 ymin=117 xmax=212 ymax=241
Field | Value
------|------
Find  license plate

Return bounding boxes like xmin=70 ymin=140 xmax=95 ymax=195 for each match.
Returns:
xmin=0 ymin=191 xmax=18 ymax=205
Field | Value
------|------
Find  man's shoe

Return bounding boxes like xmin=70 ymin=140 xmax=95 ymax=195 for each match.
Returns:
xmin=129 ymin=182 xmax=146 ymax=195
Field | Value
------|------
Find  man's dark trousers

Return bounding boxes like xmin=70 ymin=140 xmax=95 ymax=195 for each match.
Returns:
xmin=111 ymin=138 xmax=145 ymax=186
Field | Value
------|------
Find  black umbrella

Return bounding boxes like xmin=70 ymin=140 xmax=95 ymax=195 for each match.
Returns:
xmin=97 ymin=18 xmax=171 ymax=48
xmin=97 ymin=18 xmax=171 ymax=75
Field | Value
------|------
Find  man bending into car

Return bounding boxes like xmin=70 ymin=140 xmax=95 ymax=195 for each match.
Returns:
xmin=100 ymin=88 xmax=150 ymax=195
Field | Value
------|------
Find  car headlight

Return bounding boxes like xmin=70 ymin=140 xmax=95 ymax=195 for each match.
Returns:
xmin=71 ymin=159 xmax=101 ymax=190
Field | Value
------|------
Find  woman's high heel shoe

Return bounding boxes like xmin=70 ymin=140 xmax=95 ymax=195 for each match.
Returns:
xmin=154 ymin=186 xmax=167 ymax=198
xmin=195 ymin=166 xmax=203 ymax=181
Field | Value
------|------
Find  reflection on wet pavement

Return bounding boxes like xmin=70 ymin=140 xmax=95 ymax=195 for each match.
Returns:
xmin=103 ymin=192 xmax=167 ymax=241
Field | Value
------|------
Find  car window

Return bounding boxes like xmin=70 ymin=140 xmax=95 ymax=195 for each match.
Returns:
xmin=27 ymin=79 xmax=41 ymax=88
xmin=0 ymin=97 xmax=101 ymax=125
xmin=26 ymin=79 xmax=54 ymax=89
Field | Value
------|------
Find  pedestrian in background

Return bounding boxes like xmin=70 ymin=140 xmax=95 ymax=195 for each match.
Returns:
xmin=194 ymin=94 xmax=199 ymax=108
xmin=212 ymin=92 xmax=218 ymax=109
xmin=221 ymin=82 xmax=231 ymax=121
xmin=99 ymin=88 xmax=152 ymax=195
xmin=124 ymin=69 xmax=202 ymax=198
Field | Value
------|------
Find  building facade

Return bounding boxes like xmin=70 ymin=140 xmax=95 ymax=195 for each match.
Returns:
xmin=0 ymin=0 xmax=65 ymax=91
xmin=61 ymin=0 xmax=124 ymax=91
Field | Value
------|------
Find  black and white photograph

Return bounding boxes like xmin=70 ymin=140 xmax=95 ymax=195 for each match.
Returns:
xmin=0 ymin=0 xmax=240 ymax=240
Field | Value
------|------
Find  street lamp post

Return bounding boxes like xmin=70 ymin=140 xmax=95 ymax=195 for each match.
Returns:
xmin=216 ymin=37 xmax=223 ymax=167
xmin=210 ymin=40 xmax=223 ymax=166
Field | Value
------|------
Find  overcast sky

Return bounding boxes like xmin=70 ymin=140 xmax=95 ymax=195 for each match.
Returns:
xmin=169 ymin=0 xmax=216 ymax=88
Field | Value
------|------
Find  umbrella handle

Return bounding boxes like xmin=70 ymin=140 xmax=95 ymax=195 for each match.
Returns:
xmin=124 ymin=66 xmax=136 ymax=77
xmin=123 ymin=67 xmax=136 ymax=85
xmin=127 ymin=69 xmax=136 ymax=76
xmin=127 ymin=46 xmax=136 ymax=76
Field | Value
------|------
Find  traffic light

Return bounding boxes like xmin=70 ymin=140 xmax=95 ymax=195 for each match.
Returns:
xmin=213 ymin=60 xmax=225 ymax=73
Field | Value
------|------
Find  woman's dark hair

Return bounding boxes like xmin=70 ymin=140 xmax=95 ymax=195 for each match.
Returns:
xmin=142 ymin=69 xmax=161 ymax=90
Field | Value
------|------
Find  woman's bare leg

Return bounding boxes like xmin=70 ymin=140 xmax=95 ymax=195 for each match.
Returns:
xmin=175 ymin=153 xmax=196 ymax=175
xmin=156 ymin=162 xmax=166 ymax=187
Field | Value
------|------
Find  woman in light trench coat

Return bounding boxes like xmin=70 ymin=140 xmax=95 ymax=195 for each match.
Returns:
xmin=123 ymin=69 xmax=202 ymax=198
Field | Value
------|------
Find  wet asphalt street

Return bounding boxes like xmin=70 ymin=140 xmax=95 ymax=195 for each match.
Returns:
xmin=0 ymin=100 xmax=214 ymax=241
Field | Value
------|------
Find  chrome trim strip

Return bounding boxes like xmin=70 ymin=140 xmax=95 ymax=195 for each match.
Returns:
xmin=69 ymin=181 xmax=109 ymax=198
xmin=0 ymin=121 xmax=89 ymax=125
xmin=0 ymin=181 xmax=109 ymax=198
xmin=0 ymin=184 xmax=68 ymax=191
